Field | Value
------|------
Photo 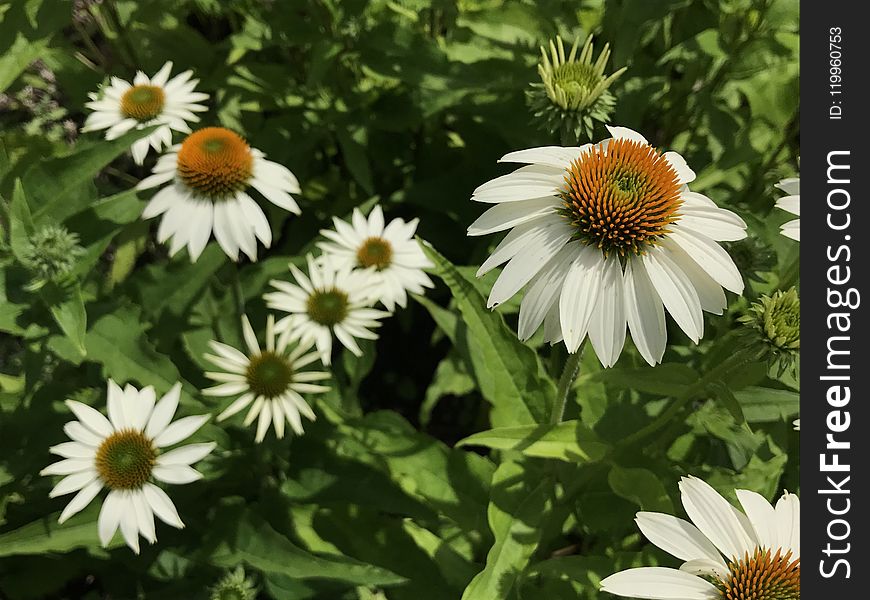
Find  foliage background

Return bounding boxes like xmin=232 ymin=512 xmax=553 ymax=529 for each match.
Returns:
xmin=0 ymin=0 xmax=799 ymax=598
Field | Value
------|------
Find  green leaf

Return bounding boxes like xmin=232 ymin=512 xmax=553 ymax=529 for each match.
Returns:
xmin=83 ymin=304 xmax=180 ymax=391
xmin=40 ymin=283 xmax=87 ymax=356
xmin=607 ymin=465 xmax=674 ymax=512
xmin=460 ymin=461 xmax=551 ymax=600
xmin=134 ymin=244 xmax=227 ymax=317
xmin=27 ymin=127 xmax=156 ymax=224
xmin=735 ymin=386 xmax=800 ymax=423
xmin=8 ymin=178 xmax=34 ymax=262
xmin=208 ymin=509 xmax=406 ymax=587
xmin=457 ymin=420 xmax=609 ymax=463
xmin=587 ymin=363 xmax=698 ymax=397
xmin=419 ymin=242 xmax=554 ymax=426
xmin=0 ymin=504 xmax=115 ymax=557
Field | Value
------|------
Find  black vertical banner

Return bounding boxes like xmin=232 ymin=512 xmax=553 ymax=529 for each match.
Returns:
xmin=802 ymin=1 xmax=868 ymax=597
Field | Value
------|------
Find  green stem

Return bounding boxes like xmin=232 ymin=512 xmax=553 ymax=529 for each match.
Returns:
xmin=550 ymin=341 xmax=585 ymax=425
xmin=619 ymin=349 xmax=755 ymax=448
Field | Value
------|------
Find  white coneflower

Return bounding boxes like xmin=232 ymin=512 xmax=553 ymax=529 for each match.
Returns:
xmin=264 ymin=255 xmax=389 ymax=365
xmin=601 ymin=476 xmax=799 ymax=600
xmin=136 ymin=127 xmax=301 ymax=262
xmin=82 ymin=61 xmax=208 ymax=164
xmin=40 ymin=381 xmax=214 ymax=553
xmin=316 ymin=205 xmax=434 ymax=311
xmin=468 ymin=126 xmax=747 ymax=367
xmin=203 ymin=315 xmax=329 ymax=442
xmin=774 ymin=177 xmax=799 ymax=241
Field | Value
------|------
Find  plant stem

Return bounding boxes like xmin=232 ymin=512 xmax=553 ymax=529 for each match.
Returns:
xmin=550 ymin=341 xmax=585 ymax=425
xmin=619 ymin=349 xmax=754 ymax=448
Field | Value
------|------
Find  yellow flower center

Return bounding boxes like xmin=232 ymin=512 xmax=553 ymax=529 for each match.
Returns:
xmin=120 ymin=84 xmax=165 ymax=121
xmin=245 ymin=351 xmax=294 ymax=398
xmin=177 ymin=127 xmax=254 ymax=199
xmin=717 ymin=548 xmax=800 ymax=600
xmin=95 ymin=429 xmax=157 ymax=490
xmin=356 ymin=237 xmax=393 ymax=270
xmin=560 ymin=137 xmax=682 ymax=256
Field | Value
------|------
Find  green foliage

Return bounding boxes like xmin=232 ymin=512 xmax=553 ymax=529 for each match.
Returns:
xmin=0 ymin=0 xmax=799 ymax=598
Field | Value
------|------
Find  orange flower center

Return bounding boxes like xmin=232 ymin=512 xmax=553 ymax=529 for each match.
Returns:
xmin=120 ymin=84 xmax=165 ymax=121
xmin=177 ymin=127 xmax=254 ymax=199
xmin=717 ymin=548 xmax=800 ymax=600
xmin=560 ymin=137 xmax=682 ymax=256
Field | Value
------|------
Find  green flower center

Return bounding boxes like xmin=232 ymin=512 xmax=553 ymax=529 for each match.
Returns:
xmin=552 ymin=62 xmax=604 ymax=104
xmin=357 ymin=237 xmax=393 ymax=270
xmin=120 ymin=85 xmax=165 ymax=121
xmin=716 ymin=548 xmax=800 ymax=600
xmin=95 ymin=430 xmax=157 ymax=490
xmin=559 ymin=138 xmax=682 ymax=256
xmin=245 ymin=351 xmax=293 ymax=398
xmin=306 ymin=288 xmax=349 ymax=327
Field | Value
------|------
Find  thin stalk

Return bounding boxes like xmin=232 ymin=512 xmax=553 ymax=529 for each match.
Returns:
xmin=231 ymin=265 xmax=245 ymax=340
xmin=550 ymin=340 xmax=586 ymax=425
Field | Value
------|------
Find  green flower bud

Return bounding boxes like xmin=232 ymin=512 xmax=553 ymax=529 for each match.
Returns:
xmin=739 ymin=287 xmax=800 ymax=377
xmin=210 ymin=567 xmax=257 ymax=600
xmin=527 ymin=35 xmax=627 ymax=144
xmin=20 ymin=224 xmax=84 ymax=285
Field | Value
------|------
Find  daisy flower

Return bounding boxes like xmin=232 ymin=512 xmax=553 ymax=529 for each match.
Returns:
xmin=316 ymin=205 xmax=434 ymax=311
xmin=601 ymin=476 xmax=799 ymax=600
xmin=82 ymin=61 xmax=208 ymax=164
xmin=264 ymin=255 xmax=389 ymax=365
xmin=774 ymin=177 xmax=800 ymax=241
xmin=468 ymin=126 xmax=747 ymax=367
xmin=137 ymin=126 xmax=301 ymax=262
xmin=203 ymin=314 xmax=330 ymax=442
xmin=40 ymin=381 xmax=214 ymax=553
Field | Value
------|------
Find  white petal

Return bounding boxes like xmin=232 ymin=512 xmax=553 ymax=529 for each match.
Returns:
xmin=242 ymin=314 xmax=260 ymax=355
xmin=775 ymin=492 xmax=800 ymax=559
xmin=49 ymin=442 xmax=96 ymax=459
xmin=780 ymin=219 xmax=800 ymax=241
xmin=48 ymin=469 xmax=97 ymax=496
xmin=668 ymin=227 xmax=744 ymax=294
xmin=642 ymin=247 xmax=703 ymax=343
xmin=58 ymin=479 xmax=103 ymax=523
xmin=145 ymin=383 xmax=182 ymax=439
xmin=600 ymin=567 xmax=719 ymax=599
xmin=624 ymin=257 xmax=666 ymax=366
xmin=186 ymin=199 xmax=214 ymax=262
xmin=736 ymin=490 xmax=778 ymax=552
xmin=636 ymin=512 xmax=725 ymax=565
xmin=64 ymin=421 xmax=103 ymax=446
xmin=605 ymin=125 xmax=649 ymax=145
xmin=558 ymin=246 xmax=606 ymax=352
xmin=217 ymin=393 xmax=256 ymax=421
xmin=467 ymin=197 xmax=558 ymax=236
xmin=238 ymin=192 xmax=272 ymax=246
xmin=156 ymin=442 xmax=216 ymax=466
xmin=679 ymin=476 xmax=757 ymax=561
xmin=131 ymin=490 xmax=157 ymax=544
xmin=662 ymin=241 xmax=726 ymax=315
xmin=663 ymin=151 xmax=695 ymax=184
xmin=98 ymin=489 xmax=124 ymax=547
xmin=255 ymin=400 xmax=272 ymax=442
xmin=587 ymin=254 xmax=627 ymax=367
xmin=486 ymin=221 xmax=573 ymax=307
xmin=498 ymin=146 xmax=586 ymax=169
xmin=42 ymin=459 xmax=94 ymax=478
xmin=66 ymin=400 xmax=113 ymax=438
xmin=118 ymin=493 xmax=141 ymax=553
xmin=472 ymin=164 xmax=563 ymax=204
xmin=152 ymin=415 xmax=209 ymax=448
xmin=142 ymin=483 xmax=184 ymax=528
xmin=517 ymin=244 xmax=575 ymax=340
xmin=107 ymin=379 xmax=129 ymax=430
xmin=152 ymin=464 xmax=203 ymax=484
xmin=774 ymin=177 xmax=800 ymax=196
